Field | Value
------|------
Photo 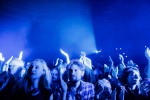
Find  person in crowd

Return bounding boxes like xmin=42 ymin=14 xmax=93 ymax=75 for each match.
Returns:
xmin=12 ymin=59 xmax=52 ymax=100
xmin=79 ymin=51 xmax=92 ymax=69
xmin=79 ymin=51 xmax=96 ymax=84
xmin=50 ymin=66 xmax=67 ymax=100
xmin=0 ymin=58 xmax=25 ymax=100
xmin=120 ymin=66 xmax=142 ymax=100
xmin=95 ymin=78 xmax=112 ymax=100
xmin=65 ymin=59 xmax=95 ymax=100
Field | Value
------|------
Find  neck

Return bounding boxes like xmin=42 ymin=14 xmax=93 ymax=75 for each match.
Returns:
xmin=30 ymin=79 xmax=39 ymax=90
xmin=71 ymin=81 xmax=81 ymax=91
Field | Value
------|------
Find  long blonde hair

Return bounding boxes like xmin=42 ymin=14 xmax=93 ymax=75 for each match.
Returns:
xmin=16 ymin=59 xmax=51 ymax=93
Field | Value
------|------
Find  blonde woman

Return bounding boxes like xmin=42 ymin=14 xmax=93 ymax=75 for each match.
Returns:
xmin=13 ymin=59 xmax=52 ymax=100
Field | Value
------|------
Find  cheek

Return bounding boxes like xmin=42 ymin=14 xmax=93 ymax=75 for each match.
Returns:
xmin=127 ymin=76 xmax=132 ymax=82
xmin=77 ymin=72 xmax=83 ymax=78
xmin=37 ymin=70 xmax=44 ymax=76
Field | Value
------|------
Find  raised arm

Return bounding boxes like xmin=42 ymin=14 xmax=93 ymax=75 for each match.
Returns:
xmin=2 ymin=56 xmax=13 ymax=72
xmin=0 ymin=53 xmax=5 ymax=62
xmin=58 ymin=66 xmax=67 ymax=100
xmin=118 ymin=54 xmax=126 ymax=70
xmin=18 ymin=51 xmax=23 ymax=60
xmin=0 ymin=53 xmax=5 ymax=72
xmin=145 ymin=47 xmax=150 ymax=78
xmin=60 ymin=49 xmax=70 ymax=64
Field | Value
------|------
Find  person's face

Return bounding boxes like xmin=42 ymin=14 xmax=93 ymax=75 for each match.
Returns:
xmin=8 ymin=60 xmax=21 ymax=75
xmin=51 ymin=69 xmax=59 ymax=82
xmin=127 ymin=70 xmax=140 ymax=86
xmin=69 ymin=64 xmax=84 ymax=82
xmin=28 ymin=61 xmax=44 ymax=80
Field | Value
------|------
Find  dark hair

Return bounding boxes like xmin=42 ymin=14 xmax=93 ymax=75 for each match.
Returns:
xmin=67 ymin=59 xmax=85 ymax=71
xmin=121 ymin=66 xmax=140 ymax=84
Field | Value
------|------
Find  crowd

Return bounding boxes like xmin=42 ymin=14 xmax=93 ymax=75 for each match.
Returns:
xmin=0 ymin=48 xmax=150 ymax=100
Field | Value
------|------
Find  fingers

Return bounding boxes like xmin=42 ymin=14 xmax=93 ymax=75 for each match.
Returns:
xmin=145 ymin=47 xmax=150 ymax=59
xmin=104 ymin=64 xmax=109 ymax=73
xmin=19 ymin=51 xmax=23 ymax=60
xmin=6 ymin=56 xmax=13 ymax=64
xmin=60 ymin=49 xmax=66 ymax=54
xmin=60 ymin=49 xmax=68 ymax=56
xmin=119 ymin=54 xmax=124 ymax=62
xmin=0 ymin=52 xmax=5 ymax=61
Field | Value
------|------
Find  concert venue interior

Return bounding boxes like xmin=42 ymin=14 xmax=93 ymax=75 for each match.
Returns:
xmin=0 ymin=0 xmax=150 ymax=72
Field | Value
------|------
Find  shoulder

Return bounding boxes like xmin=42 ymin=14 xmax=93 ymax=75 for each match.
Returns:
xmin=81 ymin=81 xmax=95 ymax=89
xmin=42 ymin=88 xmax=52 ymax=95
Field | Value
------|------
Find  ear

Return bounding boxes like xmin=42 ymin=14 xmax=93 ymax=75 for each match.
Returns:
xmin=81 ymin=71 xmax=85 ymax=77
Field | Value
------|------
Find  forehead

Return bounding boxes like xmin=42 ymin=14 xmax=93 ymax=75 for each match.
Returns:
xmin=128 ymin=70 xmax=140 ymax=77
xmin=32 ymin=60 xmax=42 ymax=66
xmin=70 ymin=64 xmax=80 ymax=70
xmin=129 ymin=70 xmax=139 ymax=74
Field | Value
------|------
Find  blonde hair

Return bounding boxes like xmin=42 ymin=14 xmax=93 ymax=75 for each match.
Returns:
xmin=16 ymin=59 xmax=51 ymax=93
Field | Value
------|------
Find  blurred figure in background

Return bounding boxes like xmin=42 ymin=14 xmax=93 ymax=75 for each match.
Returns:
xmin=79 ymin=51 xmax=96 ymax=84
xmin=95 ymin=78 xmax=112 ymax=100
xmin=0 ymin=58 xmax=25 ymax=100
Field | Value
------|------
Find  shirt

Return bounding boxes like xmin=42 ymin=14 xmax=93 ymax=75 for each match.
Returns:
xmin=67 ymin=81 xmax=95 ymax=100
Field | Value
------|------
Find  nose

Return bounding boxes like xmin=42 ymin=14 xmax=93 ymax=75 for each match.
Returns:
xmin=71 ymin=70 xmax=76 ymax=75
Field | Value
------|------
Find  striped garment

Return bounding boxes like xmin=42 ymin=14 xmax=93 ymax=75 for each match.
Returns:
xmin=67 ymin=81 xmax=95 ymax=100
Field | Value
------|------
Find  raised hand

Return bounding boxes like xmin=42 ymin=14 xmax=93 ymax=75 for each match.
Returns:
xmin=108 ymin=56 xmax=114 ymax=68
xmin=145 ymin=47 xmax=150 ymax=61
xmin=55 ymin=58 xmax=59 ymax=66
xmin=60 ymin=49 xmax=68 ymax=57
xmin=0 ymin=52 xmax=5 ymax=62
xmin=19 ymin=51 xmax=23 ymax=60
xmin=118 ymin=54 xmax=126 ymax=69
xmin=127 ymin=60 xmax=134 ymax=66
xmin=119 ymin=54 xmax=124 ymax=63
xmin=111 ymin=67 xmax=118 ymax=79
xmin=6 ymin=56 xmax=13 ymax=65
xmin=104 ymin=64 xmax=109 ymax=73
xmin=58 ymin=66 xmax=67 ymax=97
xmin=2 ymin=56 xmax=13 ymax=72
xmin=60 ymin=49 xmax=70 ymax=64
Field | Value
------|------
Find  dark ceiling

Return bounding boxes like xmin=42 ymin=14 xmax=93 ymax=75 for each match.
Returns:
xmin=0 ymin=0 xmax=150 ymax=67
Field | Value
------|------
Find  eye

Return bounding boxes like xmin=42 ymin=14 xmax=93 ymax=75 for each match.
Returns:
xmin=75 ymin=69 xmax=77 ymax=72
xmin=35 ymin=66 xmax=39 ymax=69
